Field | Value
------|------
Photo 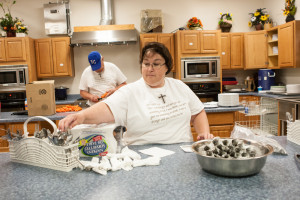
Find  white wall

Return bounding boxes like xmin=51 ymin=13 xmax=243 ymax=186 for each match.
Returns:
xmin=3 ymin=0 xmax=300 ymax=93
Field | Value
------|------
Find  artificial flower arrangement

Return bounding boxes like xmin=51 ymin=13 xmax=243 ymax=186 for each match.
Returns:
xmin=187 ymin=17 xmax=203 ymax=30
xmin=15 ymin=19 xmax=28 ymax=34
xmin=218 ymin=13 xmax=233 ymax=26
xmin=248 ymin=8 xmax=270 ymax=28
xmin=283 ymin=0 xmax=297 ymax=16
xmin=218 ymin=12 xmax=233 ymax=32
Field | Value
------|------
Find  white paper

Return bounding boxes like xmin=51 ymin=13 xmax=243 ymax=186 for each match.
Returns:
xmin=139 ymin=147 xmax=175 ymax=157
xmin=180 ymin=145 xmax=193 ymax=153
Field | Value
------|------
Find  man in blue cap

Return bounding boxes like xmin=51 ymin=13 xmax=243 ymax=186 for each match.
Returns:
xmin=79 ymin=51 xmax=127 ymax=106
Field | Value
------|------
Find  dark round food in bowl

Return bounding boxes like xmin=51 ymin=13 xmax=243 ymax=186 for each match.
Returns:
xmin=191 ymin=138 xmax=274 ymax=177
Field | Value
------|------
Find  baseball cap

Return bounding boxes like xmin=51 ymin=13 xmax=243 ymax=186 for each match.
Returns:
xmin=88 ymin=51 xmax=102 ymax=71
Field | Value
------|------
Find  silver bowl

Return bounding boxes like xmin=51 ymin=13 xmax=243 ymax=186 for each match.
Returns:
xmin=191 ymin=138 xmax=274 ymax=177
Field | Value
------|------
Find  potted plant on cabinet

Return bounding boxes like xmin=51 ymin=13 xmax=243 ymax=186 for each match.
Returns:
xmin=15 ymin=19 xmax=28 ymax=37
xmin=0 ymin=0 xmax=17 ymax=37
xmin=187 ymin=17 xmax=203 ymax=30
xmin=248 ymin=8 xmax=270 ymax=31
xmin=283 ymin=0 xmax=297 ymax=22
xmin=218 ymin=13 xmax=233 ymax=32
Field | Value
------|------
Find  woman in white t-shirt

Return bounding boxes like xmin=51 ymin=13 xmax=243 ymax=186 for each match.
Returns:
xmin=59 ymin=42 xmax=213 ymax=145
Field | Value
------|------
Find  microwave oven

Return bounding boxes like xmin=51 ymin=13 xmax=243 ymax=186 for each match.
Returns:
xmin=0 ymin=65 xmax=29 ymax=92
xmin=181 ymin=57 xmax=220 ymax=82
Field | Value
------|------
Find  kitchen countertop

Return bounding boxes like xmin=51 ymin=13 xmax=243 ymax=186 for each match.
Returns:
xmin=0 ymin=136 xmax=299 ymax=200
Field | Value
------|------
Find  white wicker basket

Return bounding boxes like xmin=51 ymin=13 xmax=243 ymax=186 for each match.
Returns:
xmin=287 ymin=120 xmax=300 ymax=145
xmin=9 ymin=116 xmax=79 ymax=172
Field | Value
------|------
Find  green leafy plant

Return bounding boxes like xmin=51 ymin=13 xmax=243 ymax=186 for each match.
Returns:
xmin=248 ymin=8 xmax=270 ymax=27
xmin=0 ymin=0 xmax=17 ymax=33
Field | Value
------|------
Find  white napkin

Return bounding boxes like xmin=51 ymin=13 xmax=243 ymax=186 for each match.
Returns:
xmin=132 ymin=156 xmax=161 ymax=167
xmin=139 ymin=147 xmax=175 ymax=157
xmin=180 ymin=145 xmax=193 ymax=153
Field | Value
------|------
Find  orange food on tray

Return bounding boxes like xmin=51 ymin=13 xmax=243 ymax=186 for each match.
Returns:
xmin=56 ymin=105 xmax=82 ymax=113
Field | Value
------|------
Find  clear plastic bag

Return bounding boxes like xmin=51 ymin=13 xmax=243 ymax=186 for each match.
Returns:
xmin=231 ymin=125 xmax=288 ymax=155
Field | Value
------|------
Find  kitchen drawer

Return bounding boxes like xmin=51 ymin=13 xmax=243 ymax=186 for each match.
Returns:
xmin=207 ymin=112 xmax=235 ymax=125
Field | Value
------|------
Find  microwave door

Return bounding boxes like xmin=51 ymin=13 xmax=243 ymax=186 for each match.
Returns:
xmin=185 ymin=62 xmax=210 ymax=78
xmin=0 ymin=70 xmax=18 ymax=85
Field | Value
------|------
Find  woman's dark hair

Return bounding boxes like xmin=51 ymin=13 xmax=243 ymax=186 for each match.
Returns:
xmin=140 ymin=42 xmax=173 ymax=75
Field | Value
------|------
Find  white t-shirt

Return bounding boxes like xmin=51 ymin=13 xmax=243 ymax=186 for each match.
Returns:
xmin=103 ymin=77 xmax=204 ymax=145
xmin=79 ymin=62 xmax=127 ymax=106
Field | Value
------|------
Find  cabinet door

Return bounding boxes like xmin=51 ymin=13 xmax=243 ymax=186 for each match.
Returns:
xmin=35 ymin=38 xmax=54 ymax=78
xmin=201 ymin=30 xmax=219 ymax=54
xmin=221 ymin=33 xmax=231 ymax=69
xmin=231 ymin=33 xmax=244 ymax=69
xmin=140 ymin=34 xmax=158 ymax=50
xmin=158 ymin=34 xmax=175 ymax=71
xmin=5 ymin=38 xmax=26 ymax=62
xmin=180 ymin=31 xmax=201 ymax=54
xmin=0 ymin=38 xmax=6 ymax=62
xmin=278 ymin=22 xmax=294 ymax=67
xmin=244 ymin=31 xmax=267 ymax=69
xmin=210 ymin=125 xmax=233 ymax=138
xmin=52 ymin=37 xmax=72 ymax=76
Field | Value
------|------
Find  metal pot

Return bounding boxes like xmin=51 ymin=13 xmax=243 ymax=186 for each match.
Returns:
xmin=55 ymin=86 xmax=69 ymax=100
xmin=192 ymin=138 xmax=274 ymax=177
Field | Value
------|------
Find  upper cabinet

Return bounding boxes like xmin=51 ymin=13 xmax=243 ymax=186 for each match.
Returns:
xmin=0 ymin=37 xmax=26 ymax=62
xmin=177 ymin=30 xmax=220 ymax=54
xmin=140 ymin=33 xmax=175 ymax=72
xmin=278 ymin=21 xmax=300 ymax=68
xmin=35 ymin=37 xmax=74 ymax=78
xmin=221 ymin=33 xmax=244 ymax=70
xmin=266 ymin=27 xmax=279 ymax=69
xmin=0 ymin=37 xmax=37 ymax=83
xmin=244 ymin=30 xmax=268 ymax=69
xmin=265 ymin=21 xmax=300 ymax=69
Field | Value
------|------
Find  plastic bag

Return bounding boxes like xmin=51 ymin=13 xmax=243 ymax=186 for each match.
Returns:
xmin=231 ymin=125 xmax=288 ymax=155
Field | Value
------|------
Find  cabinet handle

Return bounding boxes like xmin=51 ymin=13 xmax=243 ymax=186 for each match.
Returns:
xmin=189 ymin=42 xmax=193 ymax=46
xmin=60 ymin=63 xmax=64 ymax=66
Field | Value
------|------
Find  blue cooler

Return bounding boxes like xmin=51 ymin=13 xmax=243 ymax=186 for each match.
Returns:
xmin=258 ymin=69 xmax=275 ymax=90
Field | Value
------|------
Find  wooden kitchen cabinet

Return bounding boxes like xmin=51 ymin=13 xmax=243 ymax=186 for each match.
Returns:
xmin=178 ymin=30 xmax=220 ymax=54
xmin=140 ymin=33 xmax=175 ymax=72
xmin=0 ymin=37 xmax=37 ymax=83
xmin=0 ymin=122 xmax=40 ymax=152
xmin=191 ymin=112 xmax=235 ymax=141
xmin=0 ymin=37 xmax=26 ymax=62
xmin=221 ymin=33 xmax=244 ymax=69
xmin=278 ymin=21 xmax=300 ymax=68
xmin=35 ymin=37 xmax=74 ymax=78
xmin=174 ymin=30 xmax=221 ymax=80
xmin=267 ymin=27 xmax=279 ymax=69
xmin=244 ymin=30 xmax=268 ymax=69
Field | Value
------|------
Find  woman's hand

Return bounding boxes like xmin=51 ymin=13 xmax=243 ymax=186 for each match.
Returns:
xmin=58 ymin=113 xmax=84 ymax=132
xmin=197 ymin=133 xmax=214 ymax=141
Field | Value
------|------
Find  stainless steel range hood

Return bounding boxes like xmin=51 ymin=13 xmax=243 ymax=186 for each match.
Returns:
xmin=70 ymin=0 xmax=137 ymax=46
xmin=70 ymin=27 xmax=138 ymax=47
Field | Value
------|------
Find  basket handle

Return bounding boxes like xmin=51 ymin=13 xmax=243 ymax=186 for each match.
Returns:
xmin=23 ymin=116 xmax=57 ymax=138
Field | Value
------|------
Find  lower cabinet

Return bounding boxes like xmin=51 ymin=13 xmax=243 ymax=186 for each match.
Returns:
xmin=0 ymin=121 xmax=50 ymax=152
xmin=191 ymin=111 xmax=236 ymax=141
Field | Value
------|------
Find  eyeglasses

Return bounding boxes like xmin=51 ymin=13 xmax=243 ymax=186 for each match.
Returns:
xmin=142 ymin=63 xmax=165 ymax=70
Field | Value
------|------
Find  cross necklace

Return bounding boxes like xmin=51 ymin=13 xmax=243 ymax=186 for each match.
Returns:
xmin=158 ymin=94 xmax=166 ymax=104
